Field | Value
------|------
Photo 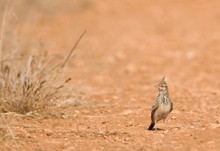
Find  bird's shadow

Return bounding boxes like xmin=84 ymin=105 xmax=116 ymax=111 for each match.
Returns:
xmin=151 ymin=128 xmax=164 ymax=131
xmin=145 ymin=126 xmax=164 ymax=131
xmin=146 ymin=126 xmax=181 ymax=131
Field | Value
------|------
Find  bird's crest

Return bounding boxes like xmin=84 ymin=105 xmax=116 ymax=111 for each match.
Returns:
xmin=157 ymin=76 xmax=167 ymax=86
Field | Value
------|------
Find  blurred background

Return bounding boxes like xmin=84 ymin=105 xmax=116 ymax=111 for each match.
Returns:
xmin=1 ymin=0 xmax=220 ymax=97
xmin=1 ymin=0 xmax=220 ymax=52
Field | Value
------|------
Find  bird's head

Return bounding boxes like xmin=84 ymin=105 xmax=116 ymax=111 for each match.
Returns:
xmin=155 ymin=76 xmax=168 ymax=92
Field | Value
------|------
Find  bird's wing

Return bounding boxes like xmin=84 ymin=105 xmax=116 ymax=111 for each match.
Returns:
xmin=151 ymin=103 xmax=159 ymax=122
xmin=151 ymin=95 xmax=161 ymax=122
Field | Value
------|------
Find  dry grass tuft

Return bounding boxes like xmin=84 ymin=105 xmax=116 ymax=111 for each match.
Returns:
xmin=0 ymin=113 xmax=14 ymax=141
xmin=0 ymin=1 xmax=86 ymax=143
xmin=0 ymin=1 xmax=86 ymax=115
xmin=0 ymin=15 xmax=85 ymax=114
xmin=0 ymin=55 xmax=72 ymax=114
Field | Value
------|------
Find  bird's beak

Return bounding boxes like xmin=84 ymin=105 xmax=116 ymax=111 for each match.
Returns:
xmin=155 ymin=85 xmax=159 ymax=88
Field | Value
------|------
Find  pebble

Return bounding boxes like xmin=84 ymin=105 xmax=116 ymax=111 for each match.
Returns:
xmin=210 ymin=123 xmax=220 ymax=128
xmin=112 ymin=95 xmax=120 ymax=100
xmin=122 ymin=110 xmax=133 ymax=116
xmin=171 ymin=116 xmax=177 ymax=120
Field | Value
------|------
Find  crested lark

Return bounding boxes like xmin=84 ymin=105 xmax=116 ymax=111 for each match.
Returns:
xmin=148 ymin=77 xmax=173 ymax=130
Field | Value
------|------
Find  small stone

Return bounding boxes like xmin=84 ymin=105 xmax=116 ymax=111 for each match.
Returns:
xmin=74 ymin=110 xmax=80 ymax=114
xmin=207 ymin=140 xmax=215 ymax=144
xmin=173 ymin=127 xmax=180 ymax=131
xmin=171 ymin=116 xmax=177 ymax=120
xmin=102 ymin=121 xmax=107 ymax=124
xmin=122 ymin=110 xmax=133 ymax=116
xmin=112 ymin=95 xmax=119 ymax=100
xmin=61 ymin=115 xmax=68 ymax=119
xmin=126 ymin=122 xmax=134 ymax=126
xmin=210 ymin=123 xmax=220 ymax=128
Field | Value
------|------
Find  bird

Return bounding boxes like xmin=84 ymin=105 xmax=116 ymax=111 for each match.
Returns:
xmin=148 ymin=77 xmax=173 ymax=130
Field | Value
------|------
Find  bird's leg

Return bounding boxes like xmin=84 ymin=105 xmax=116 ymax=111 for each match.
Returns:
xmin=163 ymin=119 xmax=167 ymax=130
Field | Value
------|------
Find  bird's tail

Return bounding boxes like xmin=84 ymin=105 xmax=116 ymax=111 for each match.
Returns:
xmin=148 ymin=122 xmax=155 ymax=130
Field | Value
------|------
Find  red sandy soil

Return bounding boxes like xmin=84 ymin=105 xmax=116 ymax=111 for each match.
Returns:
xmin=1 ymin=0 xmax=220 ymax=150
